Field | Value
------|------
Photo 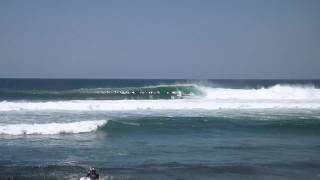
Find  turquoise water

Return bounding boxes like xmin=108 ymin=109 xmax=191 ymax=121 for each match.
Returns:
xmin=0 ymin=79 xmax=320 ymax=179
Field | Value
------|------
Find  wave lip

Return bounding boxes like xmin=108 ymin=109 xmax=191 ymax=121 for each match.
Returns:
xmin=0 ymin=84 xmax=200 ymax=100
xmin=0 ymin=120 xmax=107 ymax=135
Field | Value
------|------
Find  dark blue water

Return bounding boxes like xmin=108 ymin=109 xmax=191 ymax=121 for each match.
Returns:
xmin=0 ymin=79 xmax=320 ymax=179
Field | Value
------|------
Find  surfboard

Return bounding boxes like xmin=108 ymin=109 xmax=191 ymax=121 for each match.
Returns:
xmin=80 ymin=177 xmax=90 ymax=180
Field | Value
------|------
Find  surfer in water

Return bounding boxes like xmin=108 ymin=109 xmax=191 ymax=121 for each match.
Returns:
xmin=86 ymin=167 xmax=100 ymax=179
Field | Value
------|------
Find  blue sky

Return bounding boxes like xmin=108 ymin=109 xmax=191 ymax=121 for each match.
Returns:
xmin=0 ymin=0 xmax=319 ymax=79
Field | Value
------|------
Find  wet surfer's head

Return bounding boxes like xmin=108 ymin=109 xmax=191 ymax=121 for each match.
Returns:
xmin=90 ymin=167 xmax=96 ymax=172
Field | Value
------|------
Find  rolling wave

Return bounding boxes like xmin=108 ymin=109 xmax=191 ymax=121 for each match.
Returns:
xmin=0 ymin=84 xmax=319 ymax=111
xmin=0 ymin=120 xmax=107 ymax=135
xmin=2 ymin=117 xmax=320 ymax=136
xmin=0 ymin=84 xmax=201 ymax=100
xmin=1 ymin=83 xmax=319 ymax=100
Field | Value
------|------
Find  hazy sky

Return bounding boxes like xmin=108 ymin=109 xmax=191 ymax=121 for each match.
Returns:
xmin=0 ymin=0 xmax=319 ymax=79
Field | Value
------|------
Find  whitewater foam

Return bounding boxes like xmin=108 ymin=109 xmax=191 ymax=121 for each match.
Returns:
xmin=0 ymin=120 xmax=107 ymax=135
xmin=0 ymin=99 xmax=319 ymax=111
xmin=198 ymin=84 xmax=320 ymax=100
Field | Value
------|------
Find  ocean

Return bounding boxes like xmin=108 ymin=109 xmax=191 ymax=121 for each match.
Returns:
xmin=0 ymin=79 xmax=319 ymax=180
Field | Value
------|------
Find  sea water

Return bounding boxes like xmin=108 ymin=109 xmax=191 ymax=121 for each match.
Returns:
xmin=0 ymin=79 xmax=319 ymax=179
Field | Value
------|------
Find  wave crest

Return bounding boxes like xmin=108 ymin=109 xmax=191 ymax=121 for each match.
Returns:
xmin=0 ymin=120 xmax=107 ymax=135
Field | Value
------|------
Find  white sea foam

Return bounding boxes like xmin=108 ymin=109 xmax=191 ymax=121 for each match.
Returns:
xmin=0 ymin=120 xmax=107 ymax=135
xmin=0 ymin=85 xmax=319 ymax=111
xmin=198 ymin=84 xmax=320 ymax=100
xmin=0 ymin=99 xmax=319 ymax=111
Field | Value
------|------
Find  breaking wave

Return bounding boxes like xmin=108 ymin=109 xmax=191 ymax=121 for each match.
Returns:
xmin=0 ymin=84 xmax=319 ymax=111
xmin=0 ymin=84 xmax=200 ymax=100
xmin=0 ymin=120 xmax=107 ymax=135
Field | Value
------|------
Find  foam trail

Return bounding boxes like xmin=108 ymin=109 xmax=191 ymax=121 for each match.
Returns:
xmin=0 ymin=120 xmax=107 ymax=135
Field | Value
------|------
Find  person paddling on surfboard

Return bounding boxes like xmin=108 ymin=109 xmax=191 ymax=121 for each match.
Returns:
xmin=86 ymin=167 xmax=100 ymax=179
